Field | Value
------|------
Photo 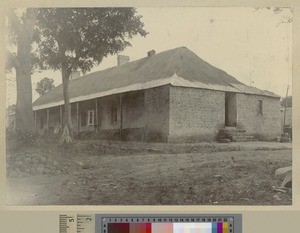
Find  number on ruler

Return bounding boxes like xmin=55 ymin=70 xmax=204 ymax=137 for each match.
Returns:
xmin=77 ymin=215 xmax=95 ymax=233
xmin=60 ymin=215 xmax=76 ymax=233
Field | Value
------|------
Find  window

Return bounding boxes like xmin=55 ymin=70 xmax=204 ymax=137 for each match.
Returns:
xmin=258 ymin=100 xmax=263 ymax=115
xmin=87 ymin=110 xmax=94 ymax=126
xmin=111 ymin=105 xmax=118 ymax=124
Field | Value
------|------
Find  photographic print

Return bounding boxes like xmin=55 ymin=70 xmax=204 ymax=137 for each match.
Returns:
xmin=5 ymin=7 xmax=292 ymax=205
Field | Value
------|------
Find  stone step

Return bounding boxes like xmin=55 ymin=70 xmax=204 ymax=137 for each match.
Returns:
xmin=232 ymin=136 xmax=255 ymax=141
xmin=232 ymin=138 xmax=258 ymax=142
xmin=218 ymin=138 xmax=231 ymax=143
xmin=236 ymin=132 xmax=251 ymax=136
xmin=224 ymin=133 xmax=253 ymax=138
xmin=218 ymin=127 xmax=257 ymax=142
xmin=224 ymin=126 xmax=237 ymax=130
xmin=220 ymin=128 xmax=246 ymax=134
xmin=232 ymin=135 xmax=255 ymax=139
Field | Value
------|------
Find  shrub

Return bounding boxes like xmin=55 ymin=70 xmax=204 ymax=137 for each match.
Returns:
xmin=6 ymin=130 xmax=38 ymax=151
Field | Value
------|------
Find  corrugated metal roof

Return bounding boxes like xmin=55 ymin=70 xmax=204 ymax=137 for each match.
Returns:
xmin=33 ymin=47 xmax=279 ymax=110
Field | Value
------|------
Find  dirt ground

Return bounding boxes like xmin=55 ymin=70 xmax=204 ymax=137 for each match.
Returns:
xmin=6 ymin=138 xmax=292 ymax=205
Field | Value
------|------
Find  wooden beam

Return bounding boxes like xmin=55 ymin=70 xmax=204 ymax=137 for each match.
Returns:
xmin=34 ymin=111 xmax=37 ymax=133
xmin=119 ymin=93 xmax=123 ymax=140
xmin=143 ymin=91 xmax=147 ymax=141
xmin=46 ymin=108 xmax=49 ymax=134
xmin=59 ymin=105 xmax=62 ymax=130
xmin=283 ymin=85 xmax=289 ymax=131
xmin=95 ymin=99 xmax=98 ymax=133
xmin=76 ymin=102 xmax=79 ymax=134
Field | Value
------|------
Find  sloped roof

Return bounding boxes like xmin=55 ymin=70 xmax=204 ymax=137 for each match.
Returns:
xmin=33 ymin=47 xmax=279 ymax=110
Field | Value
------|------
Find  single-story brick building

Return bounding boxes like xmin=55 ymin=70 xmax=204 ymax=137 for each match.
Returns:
xmin=32 ymin=47 xmax=282 ymax=142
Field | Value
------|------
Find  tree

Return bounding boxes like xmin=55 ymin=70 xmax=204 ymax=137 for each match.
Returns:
xmin=254 ymin=7 xmax=292 ymax=27
xmin=35 ymin=77 xmax=55 ymax=96
xmin=6 ymin=8 xmax=38 ymax=135
xmin=281 ymin=96 xmax=292 ymax=108
xmin=35 ymin=8 xmax=147 ymax=143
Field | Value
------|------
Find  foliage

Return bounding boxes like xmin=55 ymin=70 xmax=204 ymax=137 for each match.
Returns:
xmin=281 ymin=96 xmax=292 ymax=108
xmin=35 ymin=8 xmax=148 ymax=74
xmin=16 ymin=131 xmax=38 ymax=146
xmin=35 ymin=77 xmax=55 ymax=96
xmin=254 ymin=7 xmax=292 ymax=27
xmin=6 ymin=130 xmax=38 ymax=152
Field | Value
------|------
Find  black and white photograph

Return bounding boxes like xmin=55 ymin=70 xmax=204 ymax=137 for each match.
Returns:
xmin=5 ymin=7 xmax=292 ymax=205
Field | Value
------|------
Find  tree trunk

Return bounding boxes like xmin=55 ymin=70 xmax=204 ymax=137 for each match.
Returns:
xmin=59 ymin=68 xmax=73 ymax=143
xmin=15 ymin=63 xmax=34 ymax=134
xmin=14 ymin=9 xmax=37 ymax=135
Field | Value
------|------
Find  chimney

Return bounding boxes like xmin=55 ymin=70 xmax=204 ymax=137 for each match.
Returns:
xmin=70 ymin=71 xmax=81 ymax=80
xmin=147 ymin=50 xmax=156 ymax=57
xmin=117 ymin=55 xmax=130 ymax=66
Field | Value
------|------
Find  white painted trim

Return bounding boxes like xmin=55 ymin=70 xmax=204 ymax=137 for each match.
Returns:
xmin=87 ymin=110 xmax=94 ymax=126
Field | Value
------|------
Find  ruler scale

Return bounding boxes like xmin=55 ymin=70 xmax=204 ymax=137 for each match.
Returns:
xmin=77 ymin=215 xmax=95 ymax=233
xmin=59 ymin=215 xmax=77 ymax=233
xmin=60 ymin=214 xmax=240 ymax=233
xmin=59 ymin=215 xmax=68 ymax=233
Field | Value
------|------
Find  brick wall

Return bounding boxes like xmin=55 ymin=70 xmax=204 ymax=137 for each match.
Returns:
xmin=169 ymin=86 xmax=225 ymax=142
xmin=144 ymin=86 xmax=170 ymax=142
xmin=236 ymin=93 xmax=281 ymax=140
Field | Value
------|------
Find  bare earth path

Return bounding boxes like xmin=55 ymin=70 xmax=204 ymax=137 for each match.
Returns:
xmin=6 ymin=141 xmax=292 ymax=205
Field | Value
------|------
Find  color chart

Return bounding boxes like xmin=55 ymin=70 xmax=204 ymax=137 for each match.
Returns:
xmin=102 ymin=217 xmax=234 ymax=233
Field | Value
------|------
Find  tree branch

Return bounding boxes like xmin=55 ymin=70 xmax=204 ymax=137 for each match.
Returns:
xmin=276 ymin=18 xmax=292 ymax=27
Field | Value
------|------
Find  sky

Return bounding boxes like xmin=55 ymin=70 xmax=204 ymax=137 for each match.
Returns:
xmin=6 ymin=7 xmax=293 ymax=107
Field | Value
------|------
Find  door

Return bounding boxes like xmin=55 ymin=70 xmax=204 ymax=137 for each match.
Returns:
xmin=225 ymin=92 xmax=237 ymax=127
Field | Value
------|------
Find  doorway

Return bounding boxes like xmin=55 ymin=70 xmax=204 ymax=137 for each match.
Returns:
xmin=225 ymin=92 xmax=237 ymax=127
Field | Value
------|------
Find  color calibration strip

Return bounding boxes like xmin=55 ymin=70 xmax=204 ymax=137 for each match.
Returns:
xmin=102 ymin=217 xmax=233 ymax=233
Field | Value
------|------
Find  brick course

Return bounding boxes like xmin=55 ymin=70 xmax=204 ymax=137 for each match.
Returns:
xmin=169 ymin=86 xmax=225 ymax=142
xmin=236 ymin=93 xmax=281 ymax=140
